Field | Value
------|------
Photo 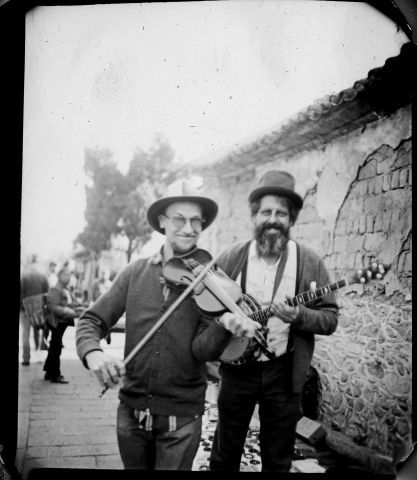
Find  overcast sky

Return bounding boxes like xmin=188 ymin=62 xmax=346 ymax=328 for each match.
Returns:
xmin=21 ymin=0 xmax=408 ymax=262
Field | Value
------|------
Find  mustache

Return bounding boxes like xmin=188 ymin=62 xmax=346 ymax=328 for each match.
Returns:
xmin=261 ymin=223 xmax=284 ymax=233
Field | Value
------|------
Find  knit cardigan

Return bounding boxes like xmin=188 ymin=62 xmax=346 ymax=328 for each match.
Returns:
xmin=76 ymin=251 xmax=232 ymax=416
xmin=216 ymin=240 xmax=339 ymax=393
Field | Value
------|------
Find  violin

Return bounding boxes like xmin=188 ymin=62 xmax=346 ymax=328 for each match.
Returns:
xmin=163 ymin=248 xmax=276 ymax=362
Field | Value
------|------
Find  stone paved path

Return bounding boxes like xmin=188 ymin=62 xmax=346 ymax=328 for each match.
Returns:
xmin=17 ymin=327 xmax=329 ymax=477
xmin=17 ymin=328 xmax=261 ymax=478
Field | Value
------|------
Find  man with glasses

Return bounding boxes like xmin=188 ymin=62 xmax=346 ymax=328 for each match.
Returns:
xmin=76 ymin=181 xmax=256 ymax=470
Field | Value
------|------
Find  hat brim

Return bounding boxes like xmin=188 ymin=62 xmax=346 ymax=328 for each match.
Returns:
xmin=248 ymin=186 xmax=303 ymax=210
xmin=147 ymin=196 xmax=219 ymax=234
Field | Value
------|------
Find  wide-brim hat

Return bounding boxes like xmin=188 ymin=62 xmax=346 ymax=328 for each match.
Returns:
xmin=147 ymin=179 xmax=218 ymax=234
xmin=248 ymin=170 xmax=303 ymax=210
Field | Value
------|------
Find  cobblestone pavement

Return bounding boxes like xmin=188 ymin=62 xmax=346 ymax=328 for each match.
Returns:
xmin=17 ymin=327 xmax=327 ymax=477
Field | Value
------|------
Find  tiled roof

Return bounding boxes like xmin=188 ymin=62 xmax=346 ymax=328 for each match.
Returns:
xmin=197 ymin=42 xmax=415 ymax=175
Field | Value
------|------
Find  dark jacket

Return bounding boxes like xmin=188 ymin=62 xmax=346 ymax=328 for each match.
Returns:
xmin=47 ymin=284 xmax=79 ymax=327
xmin=216 ymin=240 xmax=339 ymax=393
xmin=20 ymin=266 xmax=49 ymax=311
xmin=76 ymin=249 xmax=232 ymax=416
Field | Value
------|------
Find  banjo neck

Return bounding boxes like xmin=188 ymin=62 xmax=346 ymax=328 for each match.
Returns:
xmin=248 ymin=277 xmax=349 ymax=325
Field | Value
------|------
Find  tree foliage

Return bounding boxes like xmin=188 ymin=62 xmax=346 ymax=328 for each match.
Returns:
xmin=76 ymin=135 xmax=175 ymax=262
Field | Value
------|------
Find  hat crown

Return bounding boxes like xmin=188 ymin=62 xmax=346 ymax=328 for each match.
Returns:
xmin=248 ymin=169 xmax=303 ymax=209
xmin=257 ymin=170 xmax=295 ymax=191
xmin=166 ymin=177 xmax=203 ymax=197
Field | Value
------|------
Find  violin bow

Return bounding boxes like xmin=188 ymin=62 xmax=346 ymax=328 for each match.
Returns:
xmin=100 ymin=254 xmax=221 ymax=397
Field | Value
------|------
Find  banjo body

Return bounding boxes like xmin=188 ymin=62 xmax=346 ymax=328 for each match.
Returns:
xmin=219 ymin=293 xmax=269 ymax=365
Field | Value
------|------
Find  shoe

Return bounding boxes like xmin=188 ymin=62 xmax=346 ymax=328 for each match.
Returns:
xmin=21 ymin=361 xmax=30 ymax=366
xmin=49 ymin=375 xmax=69 ymax=384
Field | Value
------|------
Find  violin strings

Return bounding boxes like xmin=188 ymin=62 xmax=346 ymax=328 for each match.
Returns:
xmin=202 ymin=271 xmax=270 ymax=349
xmin=186 ymin=259 xmax=270 ymax=350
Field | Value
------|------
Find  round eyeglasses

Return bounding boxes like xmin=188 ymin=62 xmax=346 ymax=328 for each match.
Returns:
xmin=163 ymin=215 xmax=205 ymax=231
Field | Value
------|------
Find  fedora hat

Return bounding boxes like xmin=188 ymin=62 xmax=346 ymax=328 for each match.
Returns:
xmin=147 ymin=179 xmax=218 ymax=234
xmin=248 ymin=170 xmax=303 ymax=209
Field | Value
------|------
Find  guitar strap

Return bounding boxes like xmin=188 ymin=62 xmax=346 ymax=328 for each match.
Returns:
xmin=271 ymin=243 xmax=289 ymax=303
xmin=240 ymin=256 xmax=248 ymax=294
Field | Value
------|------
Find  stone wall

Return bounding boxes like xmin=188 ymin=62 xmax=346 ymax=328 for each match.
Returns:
xmin=197 ymin=104 xmax=412 ymax=461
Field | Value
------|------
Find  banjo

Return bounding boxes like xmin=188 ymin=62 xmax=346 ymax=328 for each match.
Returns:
xmin=219 ymin=262 xmax=389 ymax=365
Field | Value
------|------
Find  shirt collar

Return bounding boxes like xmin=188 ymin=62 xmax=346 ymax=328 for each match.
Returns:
xmin=148 ymin=245 xmax=200 ymax=265
xmin=149 ymin=248 xmax=164 ymax=265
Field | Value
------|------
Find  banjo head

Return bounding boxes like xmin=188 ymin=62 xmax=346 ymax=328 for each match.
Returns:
xmin=219 ymin=293 xmax=265 ymax=365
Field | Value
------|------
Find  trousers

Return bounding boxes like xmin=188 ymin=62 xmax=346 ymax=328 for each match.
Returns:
xmin=209 ymin=354 xmax=302 ymax=472
xmin=20 ymin=310 xmax=40 ymax=363
xmin=43 ymin=323 xmax=68 ymax=377
xmin=116 ymin=401 xmax=202 ymax=470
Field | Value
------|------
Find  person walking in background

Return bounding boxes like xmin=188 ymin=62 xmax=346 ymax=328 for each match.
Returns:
xmin=20 ymin=254 xmax=49 ymax=366
xmin=47 ymin=261 xmax=58 ymax=288
xmin=209 ymin=170 xmax=339 ymax=472
xmin=44 ymin=267 xmax=83 ymax=383
xmin=91 ymin=268 xmax=113 ymax=302
xmin=39 ymin=260 xmax=59 ymax=351
xmin=75 ymin=181 xmax=256 ymax=470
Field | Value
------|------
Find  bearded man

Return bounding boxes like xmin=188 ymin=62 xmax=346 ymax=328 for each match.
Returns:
xmin=209 ymin=170 xmax=339 ymax=472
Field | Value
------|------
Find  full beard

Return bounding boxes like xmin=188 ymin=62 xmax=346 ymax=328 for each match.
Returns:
xmin=254 ymin=223 xmax=290 ymax=259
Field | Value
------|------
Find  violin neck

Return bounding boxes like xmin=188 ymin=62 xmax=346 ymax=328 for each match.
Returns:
xmin=186 ymin=258 xmax=247 ymax=318
xmin=249 ymin=278 xmax=347 ymax=324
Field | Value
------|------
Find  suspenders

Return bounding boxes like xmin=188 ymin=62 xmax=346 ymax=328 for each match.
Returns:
xmin=240 ymin=243 xmax=289 ymax=301
xmin=239 ymin=241 xmax=296 ymax=356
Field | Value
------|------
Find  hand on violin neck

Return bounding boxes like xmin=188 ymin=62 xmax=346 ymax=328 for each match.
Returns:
xmin=218 ymin=312 xmax=261 ymax=338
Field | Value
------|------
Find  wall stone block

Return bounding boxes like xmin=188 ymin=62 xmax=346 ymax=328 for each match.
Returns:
xmin=374 ymin=175 xmax=383 ymax=194
xmin=382 ymin=212 xmax=391 ymax=232
xmin=359 ymin=215 xmax=367 ymax=234
xmin=366 ymin=215 xmax=375 ymax=233
xmin=354 ymin=252 xmax=364 ymax=268
xmin=359 ymin=180 xmax=368 ymax=197
xmin=399 ymin=168 xmax=408 ymax=187
xmin=348 ymin=253 xmax=356 ymax=268
xmin=396 ymin=144 xmax=411 ymax=168
xmin=372 ymin=214 xmax=382 ymax=233
xmin=364 ymin=196 xmax=380 ymax=214
xmin=335 ymin=220 xmax=346 ymax=236
xmin=349 ymin=199 xmax=364 ymax=217
xmin=343 ymin=219 xmax=351 ymax=234
xmin=334 ymin=235 xmax=348 ymax=252
xmin=390 ymin=169 xmax=401 ymax=189
xmin=359 ymin=159 xmax=377 ymax=179
xmin=382 ymin=173 xmax=391 ymax=192
xmin=347 ymin=234 xmax=364 ymax=252
xmin=364 ymin=233 xmax=385 ymax=252
xmin=367 ymin=177 xmax=376 ymax=195
xmin=403 ymin=252 xmax=411 ymax=273
xmin=376 ymin=156 xmax=392 ymax=175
